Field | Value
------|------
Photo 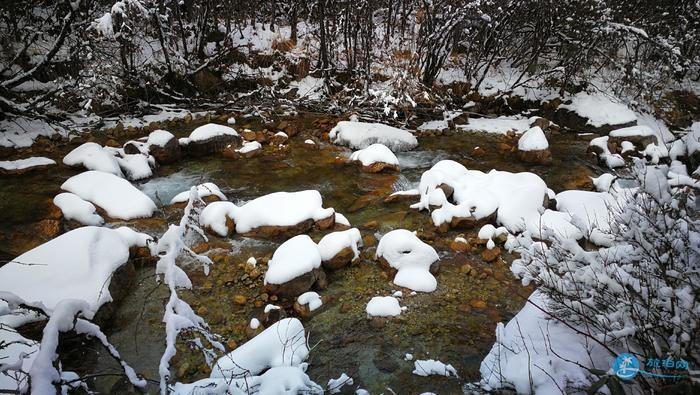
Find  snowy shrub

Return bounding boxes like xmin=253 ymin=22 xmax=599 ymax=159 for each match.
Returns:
xmin=511 ymin=160 xmax=699 ymax=390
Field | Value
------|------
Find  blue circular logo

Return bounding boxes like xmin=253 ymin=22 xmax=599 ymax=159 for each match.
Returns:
xmin=613 ymin=353 xmax=640 ymax=380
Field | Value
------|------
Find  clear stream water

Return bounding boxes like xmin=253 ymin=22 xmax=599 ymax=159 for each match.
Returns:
xmin=0 ymin=113 xmax=599 ymax=393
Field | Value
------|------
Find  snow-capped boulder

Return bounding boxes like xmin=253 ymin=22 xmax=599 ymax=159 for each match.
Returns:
xmin=607 ymin=125 xmax=658 ymax=152
xmin=200 ymin=190 xmax=335 ymax=238
xmin=349 ymin=143 xmax=400 ymax=173
xmin=411 ymin=160 xmax=549 ymax=233
xmin=294 ymin=291 xmax=323 ymax=317
xmin=263 ymin=235 xmax=326 ymax=297
xmin=0 ymin=156 xmax=56 ymax=176
xmin=170 ymin=182 xmax=226 ymax=206
xmin=146 ymin=129 xmax=181 ymax=164
xmin=0 ymin=226 xmax=151 ymax=316
xmin=61 ymin=171 xmax=157 ymax=220
xmin=180 ymin=123 xmax=242 ymax=156
xmin=317 ymin=228 xmax=362 ymax=270
xmin=329 ymin=121 xmax=418 ymax=151
xmin=517 ymin=126 xmax=551 ymax=165
xmin=587 ymin=136 xmax=625 ymax=168
xmin=63 ymin=142 xmax=123 ymax=177
xmin=556 ymin=92 xmax=637 ymax=133
xmin=224 ymin=140 xmax=262 ymax=159
xmin=53 ymin=192 xmax=104 ymax=226
xmin=376 ymin=229 xmax=440 ymax=292
xmin=366 ymin=296 xmax=402 ymax=317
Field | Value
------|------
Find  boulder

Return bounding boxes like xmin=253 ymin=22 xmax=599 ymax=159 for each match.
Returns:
xmin=186 ymin=134 xmax=242 ymax=157
xmin=321 ymin=246 xmax=355 ymax=271
xmin=359 ymin=161 xmax=399 ymax=173
xmin=149 ymin=135 xmax=181 ymax=164
xmin=263 ymin=268 xmax=326 ymax=297
xmin=518 ymin=149 xmax=552 ymax=165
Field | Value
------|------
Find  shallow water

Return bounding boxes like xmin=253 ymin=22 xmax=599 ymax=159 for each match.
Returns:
xmin=0 ymin=115 xmax=600 ymax=393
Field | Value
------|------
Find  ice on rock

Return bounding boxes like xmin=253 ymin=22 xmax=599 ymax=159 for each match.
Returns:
xmin=200 ymin=190 xmax=335 ymax=235
xmin=517 ymin=126 xmax=548 ymax=151
xmin=170 ymin=182 xmax=226 ymax=204
xmin=63 ymin=142 xmax=123 ymax=177
xmin=376 ymin=230 xmax=439 ymax=292
xmin=210 ymin=318 xmax=310 ymax=378
xmin=297 ymin=291 xmax=323 ymax=311
xmin=365 ymin=296 xmax=402 ymax=317
xmin=411 ymin=160 xmax=548 ymax=232
xmin=53 ymin=192 xmax=104 ymax=226
xmin=264 ymin=235 xmax=321 ymax=285
xmin=412 ymin=359 xmax=458 ymax=377
xmin=317 ymin=228 xmax=362 ymax=262
xmin=329 ymin=121 xmax=418 ymax=151
xmin=349 ymin=143 xmax=399 ymax=166
xmin=61 ymin=171 xmax=157 ymax=220
xmin=0 ymin=226 xmax=151 ymax=313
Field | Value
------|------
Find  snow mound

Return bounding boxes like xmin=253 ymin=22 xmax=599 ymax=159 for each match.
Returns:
xmin=61 ymin=171 xmax=157 ymax=220
xmin=210 ymin=318 xmax=309 ymax=378
xmin=317 ymin=228 xmax=362 ymax=262
xmin=53 ymin=192 xmax=104 ymax=226
xmin=480 ymin=291 xmax=602 ymax=393
xmin=188 ymin=123 xmax=238 ymax=142
xmin=366 ymin=296 xmax=402 ymax=317
xmin=458 ymin=116 xmax=531 ymax=134
xmin=329 ymin=121 xmax=417 ymax=151
xmin=200 ymin=190 xmax=334 ymax=235
xmin=411 ymin=160 xmax=548 ymax=232
xmin=413 ymin=359 xmax=458 ymax=377
xmin=264 ymin=235 xmax=321 ymax=285
xmin=115 ymin=152 xmax=153 ymax=180
xmin=147 ymin=129 xmax=175 ymax=147
xmin=555 ymin=190 xmax=620 ymax=246
xmin=297 ymin=292 xmax=323 ymax=311
xmin=238 ymin=140 xmax=262 ymax=154
xmin=559 ymin=92 xmax=637 ymax=128
xmin=376 ymin=229 xmax=439 ymax=292
xmin=63 ymin=142 xmax=123 ymax=177
xmin=517 ymin=127 xmax=548 ymax=151
xmin=0 ymin=156 xmax=55 ymax=171
xmin=0 ymin=226 xmax=151 ymax=313
xmin=349 ymin=143 xmax=399 ymax=166
xmin=609 ymin=124 xmax=655 ymax=138
xmin=170 ymin=182 xmax=226 ymax=204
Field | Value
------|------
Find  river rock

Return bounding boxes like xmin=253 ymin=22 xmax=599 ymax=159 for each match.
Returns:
xmin=149 ymin=135 xmax=181 ymax=164
xmin=263 ymin=268 xmax=327 ymax=297
xmin=518 ymin=149 xmax=552 ymax=165
xmin=185 ymin=134 xmax=242 ymax=157
xmin=321 ymin=246 xmax=356 ymax=271
xmin=241 ymin=129 xmax=257 ymax=141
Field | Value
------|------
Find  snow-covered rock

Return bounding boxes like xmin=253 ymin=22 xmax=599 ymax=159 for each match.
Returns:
xmin=115 ymin=153 xmax=154 ymax=180
xmin=329 ymin=121 xmax=417 ymax=151
xmin=0 ymin=226 xmax=151 ymax=313
xmin=170 ymin=182 xmax=226 ymax=204
xmin=317 ymin=228 xmax=362 ymax=270
xmin=61 ymin=171 xmax=157 ymax=220
xmin=63 ymin=142 xmax=123 ymax=177
xmin=296 ymin=291 xmax=323 ymax=313
xmin=517 ymin=126 xmax=551 ymax=164
xmin=349 ymin=143 xmax=399 ymax=173
xmin=200 ymin=190 xmax=335 ymax=237
xmin=53 ymin=192 xmax=104 ymax=226
xmin=146 ymin=129 xmax=180 ymax=164
xmin=376 ymin=229 xmax=440 ymax=292
xmin=181 ymin=123 xmax=242 ymax=156
xmin=411 ymin=160 xmax=549 ymax=233
xmin=0 ymin=156 xmax=55 ymax=175
xmin=588 ymin=136 xmax=625 ymax=168
xmin=210 ymin=318 xmax=309 ymax=378
xmin=365 ymin=296 xmax=402 ymax=317
xmin=559 ymin=92 xmax=637 ymax=129
xmin=413 ymin=359 xmax=458 ymax=377
xmin=263 ymin=235 xmax=324 ymax=297
xmin=457 ymin=116 xmax=531 ymax=134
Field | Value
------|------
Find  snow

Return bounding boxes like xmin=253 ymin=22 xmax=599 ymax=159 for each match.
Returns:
xmin=404 ymin=353 xmax=414 ymax=361
xmin=412 ymin=359 xmax=458 ymax=377
xmin=305 ymin=139 xmax=316 ymax=145
xmin=517 ymin=126 xmax=548 ymax=151
xmin=687 ymin=122 xmax=700 ymax=156
xmin=327 ymin=373 xmax=353 ymax=394
xmin=115 ymin=153 xmax=153 ymax=180
xmin=0 ymin=328 xmax=39 ymax=393
xmin=480 ymin=291 xmax=602 ymax=393
xmin=335 ymin=212 xmax=350 ymax=226
xmin=297 ymin=292 xmax=323 ymax=311
xmin=417 ymin=120 xmax=449 ymax=131
xmin=609 ymin=124 xmax=656 ymax=138
xmin=0 ymin=226 xmax=151 ymax=313
xmin=0 ymin=156 xmax=55 ymax=171
xmin=411 ymin=160 xmax=548 ymax=232
xmin=376 ymin=230 xmax=439 ymax=292
xmin=290 ymin=75 xmax=325 ymax=100
xmin=147 ymin=129 xmax=175 ymax=147
xmin=349 ymin=143 xmax=399 ymax=166
xmin=264 ymin=304 xmax=281 ymax=313
xmin=264 ymin=235 xmax=321 ymax=285
xmin=317 ymin=228 xmax=362 ymax=262
xmin=592 ymin=173 xmax=617 ymax=192
xmin=210 ymin=318 xmax=309 ymax=378
xmin=171 ymin=182 xmax=227 ymax=204
xmin=365 ymin=296 xmax=402 ymax=317
xmin=457 ymin=116 xmax=530 ymax=134
xmin=187 ymin=123 xmax=238 ymax=142
xmin=53 ymin=192 xmax=104 ymax=226
xmin=555 ymin=190 xmax=619 ymax=246
xmin=238 ymin=140 xmax=262 ymax=154
xmin=329 ymin=121 xmax=418 ymax=151
xmin=249 ymin=318 xmax=261 ymax=329
xmin=63 ymin=142 xmax=123 ymax=177
xmin=559 ymin=92 xmax=637 ymax=128
xmin=61 ymin=171 xmax=157 ymax=220
xmin=200 ymin=190 xmax=334 ymax=235
xmin=247 ymin=257 xmax=257 ymax=266
xmin=589 ymin=136 xmax=626 ymax=168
